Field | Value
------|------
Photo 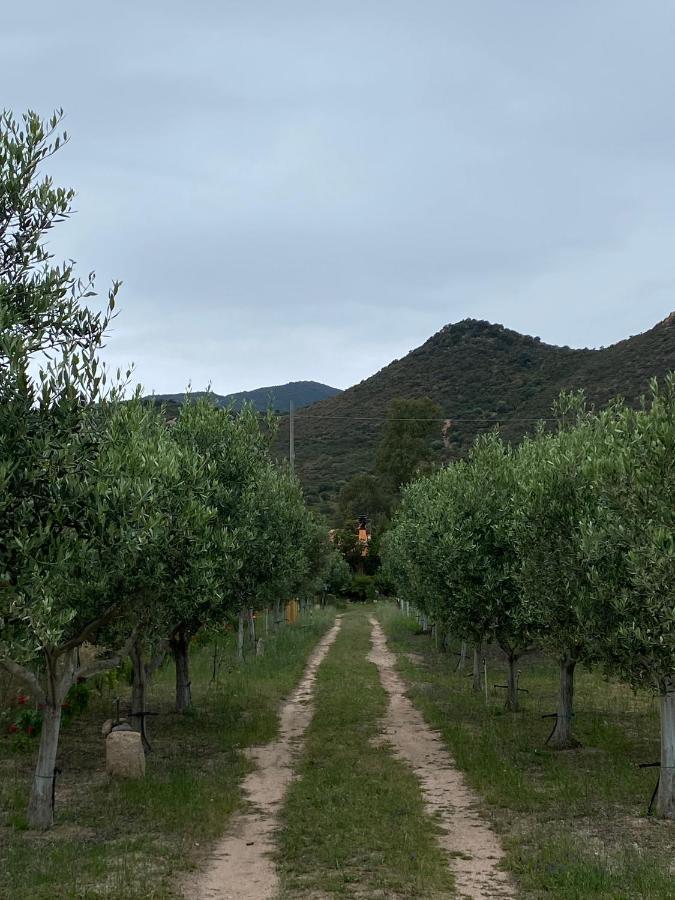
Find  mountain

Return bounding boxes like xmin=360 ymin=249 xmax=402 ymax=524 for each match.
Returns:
xmin=276 ymin=314 xmax=675 ymax=516
xmin=151 ymin=380 xmax=341 ymax=413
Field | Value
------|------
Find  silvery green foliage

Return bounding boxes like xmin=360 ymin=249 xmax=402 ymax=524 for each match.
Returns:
xmin=0 ymin=109 xmax=145 ymax=664
xmin=383 ymin=377 xmax=674 ymax=805
xmin=0 ymin=110 xmax=175 ymax=828
xmin=509 ymin=395 xmax=611 ymax=666
xmin=171 ymin=398 xmax=319 ymax=625
xmin=382 ymin=431 xmax=532 ymax=654
xmin=578 ymin=376 xmax=674 ymax=693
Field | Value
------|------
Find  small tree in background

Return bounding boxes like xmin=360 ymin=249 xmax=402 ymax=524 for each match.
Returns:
xmin=337 ymin=473 xmax=393 ymax=532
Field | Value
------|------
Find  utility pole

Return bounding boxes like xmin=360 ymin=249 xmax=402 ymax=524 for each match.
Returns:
xmin=289 ymin=400 xmax=295 ymax=470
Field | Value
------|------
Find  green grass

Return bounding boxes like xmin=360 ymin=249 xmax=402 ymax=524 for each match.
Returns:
xmin=277 ymin=605 xmax=456 ymax=899
xmin=379 ymin=605 xmax=675 ymax=900
xmin=0 ymin=609 xmax=336 ymax=900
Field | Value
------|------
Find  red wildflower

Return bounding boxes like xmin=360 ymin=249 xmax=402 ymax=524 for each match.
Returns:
xmin=26 ymin=725 xmax=34 ymax=735
xmin=17 ymin=693 xmax=27 ymax=706
xmin=8 ymin=724 xmax=18 ymax=734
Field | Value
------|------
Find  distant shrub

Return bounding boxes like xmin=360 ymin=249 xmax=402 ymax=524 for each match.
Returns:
xmin=61 ymin=679 xmax=91 ymax=725
xmin=349 ymin=574 xmax=376 ymax=602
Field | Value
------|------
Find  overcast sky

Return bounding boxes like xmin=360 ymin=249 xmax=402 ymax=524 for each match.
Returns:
xmin=3 ymin=2 xmax=675 ymax=394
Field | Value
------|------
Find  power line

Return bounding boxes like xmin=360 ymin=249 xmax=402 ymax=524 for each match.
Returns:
xmin=273 ymin=414 xmax=559 ymax=423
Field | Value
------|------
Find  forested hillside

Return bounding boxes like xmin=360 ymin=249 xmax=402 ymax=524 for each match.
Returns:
xmin=278 ymin=314 xmax=675 ymax=513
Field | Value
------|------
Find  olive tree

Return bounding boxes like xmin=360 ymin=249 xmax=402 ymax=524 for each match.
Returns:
xmin=459 ymin=434 xmax=535 ymax=710
xmin=168 ymin=400 xmax=315 ymax=684
xmin=384 ymin=434 xmax=535 ymax=705
xmin=164 ymin=398 xmax=270 ymax=701
xmin=380 ymin=471 xmax=451 ymax=643
xmin=231 ymin=461 xmax=314 ymax=652
xmin=510 ymin=397 xmax=614 ymax=748
xmin=103 ymin=400 xmax=221 ymax=726
xmin=580 ymin=378 xmax=675 ymax=817
xmin=0 ymin=380 xmax=186 ymax=829
xmin=0 ymin=109 xmax=153 ymax=828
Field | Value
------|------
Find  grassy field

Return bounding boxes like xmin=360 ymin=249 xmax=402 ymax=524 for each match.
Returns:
xmin=277 ymin=605 xmax=455 ymax=899
xmin=379 ymin=604 xmax=675 ymax=900
xmin=0 ymin=609 xmax=336 ymax=900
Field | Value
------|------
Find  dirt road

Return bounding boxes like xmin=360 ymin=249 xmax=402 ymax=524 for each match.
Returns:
xmin=191 ymin=610 xmax=513 ymax=899
xmin=368 ymin=617 xmax=514 ymax=899
xmin=190 ymin=617 xmax=343 ymax=900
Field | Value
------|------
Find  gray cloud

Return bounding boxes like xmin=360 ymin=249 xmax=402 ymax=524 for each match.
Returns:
xmin=3 ymin=1 xmax=674 ymax=393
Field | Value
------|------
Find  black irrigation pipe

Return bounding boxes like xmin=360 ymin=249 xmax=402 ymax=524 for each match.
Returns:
xmin=541 ymin=712 xmax=574 ymax=745
xmin=128 ymin=710 xmax=160 ymax=753
xmin=52 ymin=766 xmax=62 ymax=812
xmin=638 ymin=762 xmax=661 ymax=816
xmin=112 ymin=696 xmax=159 ymax=752
xmin=35 ymin=768 xmax=62 ymax=814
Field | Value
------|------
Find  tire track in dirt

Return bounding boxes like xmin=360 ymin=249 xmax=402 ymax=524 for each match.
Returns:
xmin=368 ymin=617 xmax=515 ymax=900
xmin=189 ymin=616 xmax=343 ymax=900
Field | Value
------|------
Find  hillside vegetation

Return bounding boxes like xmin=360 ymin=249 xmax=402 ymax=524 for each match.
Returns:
xmin=277 ymin=314 xmax=675 ymax=513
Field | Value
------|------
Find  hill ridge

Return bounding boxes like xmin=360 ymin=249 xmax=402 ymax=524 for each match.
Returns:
xmin=151 ymin=380 xmax=341 ymax=413
xmin=276 ymin=313 xmax=675 ymax=515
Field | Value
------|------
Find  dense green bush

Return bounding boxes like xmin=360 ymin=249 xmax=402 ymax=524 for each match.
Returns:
xmin=348 ymin=574 xmax=377 ymax=603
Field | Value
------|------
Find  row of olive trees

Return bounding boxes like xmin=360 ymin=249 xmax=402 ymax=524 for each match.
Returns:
xmin=0 ymin=110 xmax=332 ymax=829
xmin=381 ymin=383 xmax=674 ymax=818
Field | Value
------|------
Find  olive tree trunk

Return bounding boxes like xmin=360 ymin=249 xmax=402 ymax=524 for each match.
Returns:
xmin=505 ymin=652 xmax=519 ymax=712
xmin=28 ymin=701 xmax=63 ymax=829
xmin=130 ymin=639 xmax=147 ymax=730
xmin=237 ymin=608 xmax=245 ymax=661
xmin=130 ymin=637 xmax=169 ymax=729
xmin=472 ymin=643 xmax=482 ymax=692
xmin=248 ymin=608 xmax=256 ymax=648
xmin=548 ymin=656 xmax=578 ymax=749
xmin=657 ymin=681 xmax=675 ymax=818
xmin=456 ymin=641 xmax=467 ymax=674
xmin=170 ymin=627 xmax=192 ymax=713
xmin=3 ymin=632 xmax=133 ymax=830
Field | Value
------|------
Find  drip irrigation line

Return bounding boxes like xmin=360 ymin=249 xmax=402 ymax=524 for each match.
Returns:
xmin=542 ymin=711 xmax=575 ymax=745
xmin=52 ymin=766 xmax=61 ymax=811
xmin=638 ymin=763 xmax=662 ymax=816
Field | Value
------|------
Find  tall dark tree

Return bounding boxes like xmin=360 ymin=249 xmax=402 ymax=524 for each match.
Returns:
xmin=375 ymin=397 xmax=443 ymax=491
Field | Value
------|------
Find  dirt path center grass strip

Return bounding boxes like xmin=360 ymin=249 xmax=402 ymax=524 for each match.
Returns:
xmin=277 ymin=605 xmax=456 ymax=899
xmin=368 ymin=616 xmax=514 ymax=900
xmin=190 ymin=616 xmax=344 ymax=900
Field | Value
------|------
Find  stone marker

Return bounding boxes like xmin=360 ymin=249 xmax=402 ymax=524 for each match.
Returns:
xmin=101 ymin=718 xmax=131 ymax=738
xmin=106 ymin=730 xmax=145 ymax=778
